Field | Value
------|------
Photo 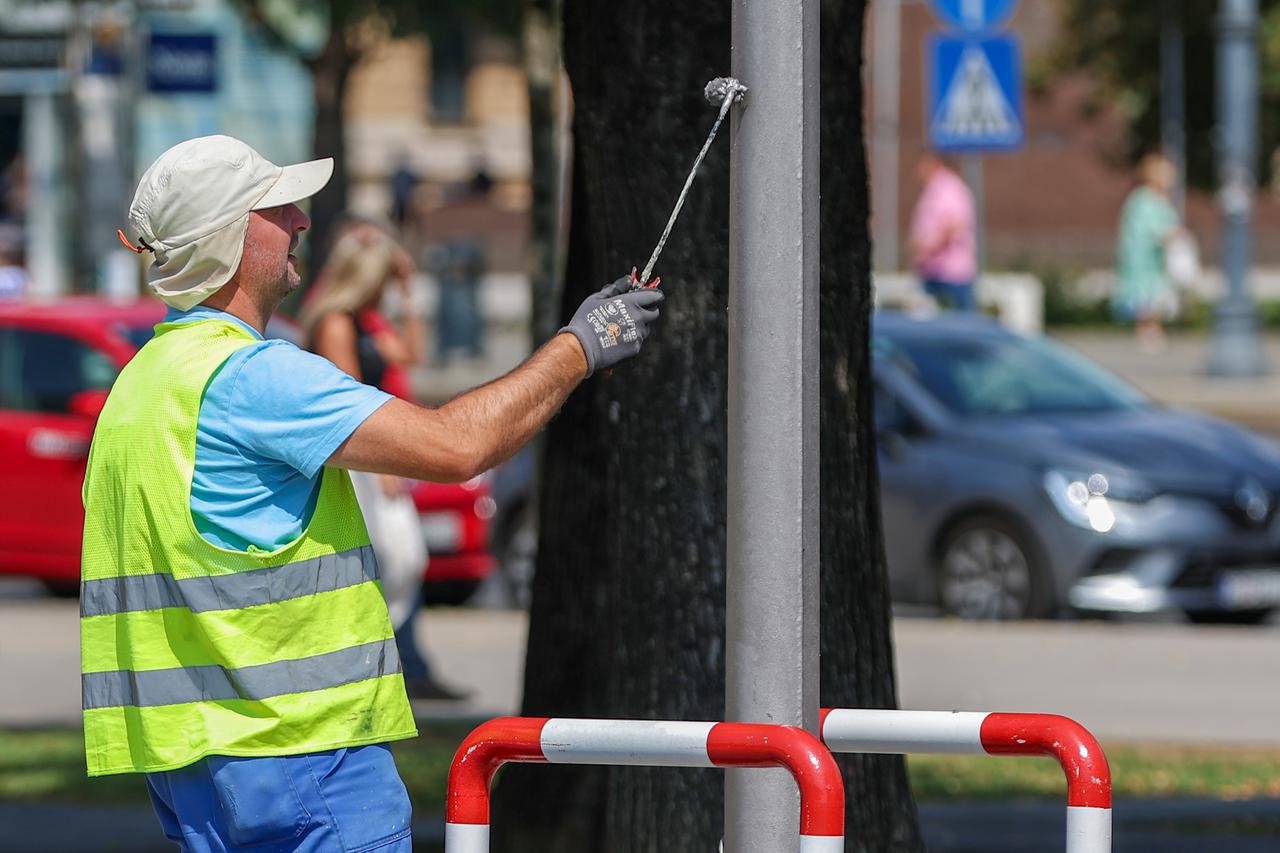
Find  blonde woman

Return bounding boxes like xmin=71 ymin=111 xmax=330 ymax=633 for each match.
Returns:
xmin=302 ymin=223 xmax=467 ymax=701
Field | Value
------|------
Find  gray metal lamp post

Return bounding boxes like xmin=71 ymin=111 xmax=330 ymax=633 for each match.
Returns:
xmin=1207 ymin=0 xmax=1268 ymax=377
xmin=725 ymin=0 xmax=821 ymax=850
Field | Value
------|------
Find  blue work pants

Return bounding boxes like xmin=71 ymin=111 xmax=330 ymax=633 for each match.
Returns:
xmin=145 ymin=743 xmax=412 ymax=852
xmin=924 ymin=278 xmax=977 ymax=311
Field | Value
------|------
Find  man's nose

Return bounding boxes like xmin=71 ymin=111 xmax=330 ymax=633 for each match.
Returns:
xmin=291 ymin=203 xmax=311 ymax=233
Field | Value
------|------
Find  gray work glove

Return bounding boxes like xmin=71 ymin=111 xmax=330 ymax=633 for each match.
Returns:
xmin=560 ymin=275 xmax=665 ymax=377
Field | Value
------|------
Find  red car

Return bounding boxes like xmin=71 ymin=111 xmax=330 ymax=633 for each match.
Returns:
xmin=411 ymin=477 xmax=497 ymax=604
xmin=0 ymin=297 xmax=494 ymax=598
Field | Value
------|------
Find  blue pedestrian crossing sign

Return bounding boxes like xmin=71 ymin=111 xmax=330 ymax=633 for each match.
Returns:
xmin=928 ymin=34 xmax=1023 ymax=152
xmin=929 ymin=0 xmax=1017 ymax=32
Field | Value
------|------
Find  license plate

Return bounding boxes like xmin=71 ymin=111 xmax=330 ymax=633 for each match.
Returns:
xmin=420 ymin=512 xmax=463 ymax=553
xmin=1218 ymin=569 xmax=1280 ymax=608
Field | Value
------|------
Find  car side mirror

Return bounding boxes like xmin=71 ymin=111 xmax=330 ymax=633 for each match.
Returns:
xmin=68 ymin=389 xmax=109 ymax=420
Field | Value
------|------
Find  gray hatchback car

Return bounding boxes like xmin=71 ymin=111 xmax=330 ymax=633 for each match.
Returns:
xmin=875 ymin=311 xmax=1280 ymax=623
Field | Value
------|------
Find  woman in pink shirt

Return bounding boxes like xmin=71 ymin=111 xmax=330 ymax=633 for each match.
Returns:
xmin=909 ymin=152 xmax=977 ymax=310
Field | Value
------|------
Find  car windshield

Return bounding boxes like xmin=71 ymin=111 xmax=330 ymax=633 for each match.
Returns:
xmin=875 ymin=328 xmax=1148 ymax=416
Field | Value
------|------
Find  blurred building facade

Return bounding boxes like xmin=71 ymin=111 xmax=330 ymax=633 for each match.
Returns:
xmin=0 ymin=0 xmax=317 ymax=298
xmin=343 ymin=31 xmax=530 ymax=275
xmin=20 ymin=0 xmax=1274 ymax=298
xmin=0 ymin=0 xmax=531 ymax=298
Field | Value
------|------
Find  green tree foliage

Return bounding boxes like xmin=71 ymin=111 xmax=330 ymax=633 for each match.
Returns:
xmin=1051 ymin=0 xmax=1280 ymax=189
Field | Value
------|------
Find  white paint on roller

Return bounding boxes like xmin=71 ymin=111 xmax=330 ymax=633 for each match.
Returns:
xmin=704 ymin=76 xmax=748 ymax=105
xmin=1066 ymin=807 xmax=1112 ymax=853
xmin=540 ymin=719 xmax=717 ymax=767
xmin=799 ymin=835 xmax=846 ymax=853
xmin=822 ymin=709 xmax=988 ymax=755
xmin=444 ymin=821 xmax=490 ymax=853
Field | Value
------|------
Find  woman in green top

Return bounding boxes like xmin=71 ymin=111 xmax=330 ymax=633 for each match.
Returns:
xmin=1116 ymin=153 xmax=1181 ymax=350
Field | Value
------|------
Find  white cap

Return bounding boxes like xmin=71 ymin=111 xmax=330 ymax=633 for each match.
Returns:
xmin=126 ymin=135 xmax=333 ymax=310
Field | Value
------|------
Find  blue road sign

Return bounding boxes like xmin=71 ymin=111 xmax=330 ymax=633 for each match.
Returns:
xmin=147 ymin=33 xmax=218 ymax=94
xmin=929 ymin=0 xmax=1017 ymax=32
xmin=927 ymin=33 xmax=1023 ymax=152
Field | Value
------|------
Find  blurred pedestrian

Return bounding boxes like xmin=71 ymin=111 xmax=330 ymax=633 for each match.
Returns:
xmin=87 ymin=134 xmax=664 ymax=850
xmin=430 ymin=170 xmax=491 ymax=362
xmin=909 ymin=151 xmax=977 ymax=311
xmin=0 ymin=225 xmax=28 ymax=300
xmin=300 ymin=222 xmax=468 ymax=701
xmin=1115 ymin=152 xmax=1182 ymax=351
xmin=389 ymin=158 xmax=419 ymax=234
xmin=0 ymin=155 xmax=26 ymax=224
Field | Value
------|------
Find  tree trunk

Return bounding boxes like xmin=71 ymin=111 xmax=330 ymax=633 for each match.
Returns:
xmin=492 ymin=1 xmax=923 ymax=850
xmin=816 ymin=0 xmax=925 ymax=848
xmin=306 ymin=28 xmax=354 ymax=274
xmin=522 ymin=0 xmax=564 ymax=346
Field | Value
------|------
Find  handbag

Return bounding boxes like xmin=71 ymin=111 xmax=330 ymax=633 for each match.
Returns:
xmin=1165 ymin=230 xmax=1201 ymax=288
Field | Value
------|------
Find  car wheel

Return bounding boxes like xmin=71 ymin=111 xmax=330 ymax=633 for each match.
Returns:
xmin=936 ymin=514 xmax=1053 ymax=620
xmin=1183 ymin=608 xmax=1273 ymax=626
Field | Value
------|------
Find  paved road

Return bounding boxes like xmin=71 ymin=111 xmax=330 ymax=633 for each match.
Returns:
xmin=4 ymin=585 xmax=1277 ymax=744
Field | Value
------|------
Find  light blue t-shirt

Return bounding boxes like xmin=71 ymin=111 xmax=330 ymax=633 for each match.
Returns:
xmin=163 ymin=306 xmax=393 ymax=552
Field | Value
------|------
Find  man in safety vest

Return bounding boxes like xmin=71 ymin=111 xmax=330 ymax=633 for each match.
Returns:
xmin=82 ymin=135 xmax=663 ymax=850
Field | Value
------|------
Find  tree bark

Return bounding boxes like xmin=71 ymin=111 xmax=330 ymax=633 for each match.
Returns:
xmin=492 ymin=1 xmax=923 ymax=849
xmin=816 ymin=0 xmax=925 ymax=848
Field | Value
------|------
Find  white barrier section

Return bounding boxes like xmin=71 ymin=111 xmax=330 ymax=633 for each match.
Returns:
xmin=444 ymin=822 xmax=489 ymax=853
xmin=1067 ymin=806 xmax=1112 ymax=853
xmin=821 ymin=709 xmax=987 ymax=755
xmin=799 ymin=835 xmax=846 ymax=853
xmin=540 ymin=719 xmax=718 ymax=767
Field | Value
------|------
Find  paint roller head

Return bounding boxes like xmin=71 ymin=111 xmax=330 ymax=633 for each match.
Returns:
xmin=704 ymin=77 xmax=747 ymax=106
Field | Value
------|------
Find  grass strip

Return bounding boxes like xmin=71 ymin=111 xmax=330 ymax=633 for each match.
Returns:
xmin=909 ymin=744 xmax=1280 ymax=801
xmin=0 ymin=724 xmax=472 ymax=807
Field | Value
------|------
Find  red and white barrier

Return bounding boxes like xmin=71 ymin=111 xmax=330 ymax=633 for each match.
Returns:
xmin=445 ymin=716 xmax=845 ymax=853
xmin=819 ymin=709 xmax=1112 ymax=853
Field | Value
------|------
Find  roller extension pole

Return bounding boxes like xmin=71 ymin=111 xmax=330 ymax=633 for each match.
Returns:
xmin=726 ymin=0 xmax=821 ymax=850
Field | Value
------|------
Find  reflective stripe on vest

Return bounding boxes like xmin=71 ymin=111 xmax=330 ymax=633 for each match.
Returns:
xmin=80 ymin=545 xmax=378 ymax=617
xmin=83 ymin=637 xmax=401 ymax=709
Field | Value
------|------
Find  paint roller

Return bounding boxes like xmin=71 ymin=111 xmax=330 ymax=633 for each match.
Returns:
xmin=628 ymin=76 xmax=748 ymax=289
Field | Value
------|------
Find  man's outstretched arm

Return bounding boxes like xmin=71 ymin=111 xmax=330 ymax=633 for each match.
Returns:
xmin=328 ymin=277 xmax=663 ymax=482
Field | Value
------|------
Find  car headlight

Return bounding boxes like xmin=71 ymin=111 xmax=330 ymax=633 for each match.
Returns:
xmin=1043 ymin=469 xmax=1155 ymax=533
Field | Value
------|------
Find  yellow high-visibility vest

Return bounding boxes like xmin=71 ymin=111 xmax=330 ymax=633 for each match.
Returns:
xmin=80 ymin=318 xmax=416 ymax=776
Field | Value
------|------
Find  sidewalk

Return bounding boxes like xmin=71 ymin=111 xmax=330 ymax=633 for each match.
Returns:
xmin=1054 ymin=329 xmax=1280 ymax=433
